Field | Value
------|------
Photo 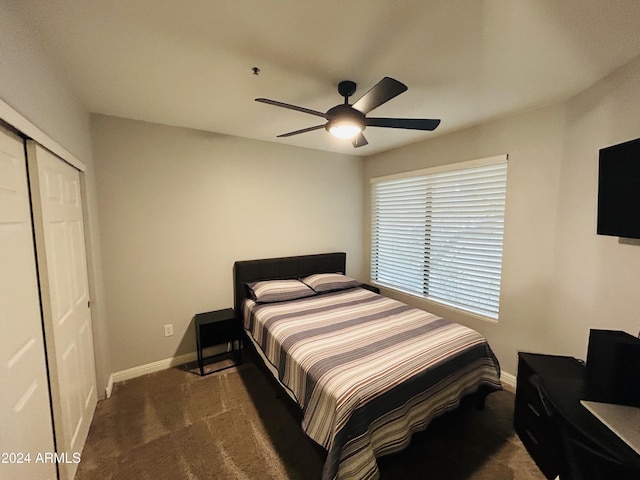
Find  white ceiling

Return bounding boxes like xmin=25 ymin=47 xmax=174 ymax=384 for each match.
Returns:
xmin=14 ymin=0 xmax=640 ymax=156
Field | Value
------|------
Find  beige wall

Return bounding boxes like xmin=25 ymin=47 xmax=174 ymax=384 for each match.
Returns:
xmin=0 ymin=2 xmax=92 ymax=161
xmin=91 ymin=115 xmax=364 ymax=372
xmin=364 ymin=55 xmax=640 ymax=376
xmin=0 ymin=1 xmax=111 ymax=395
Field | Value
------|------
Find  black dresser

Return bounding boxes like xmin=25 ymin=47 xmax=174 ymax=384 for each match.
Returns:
xmin=514 ymin=352 xmax=585 ymax=479
xmin=515 ymin=351 xmax=640 ymax=479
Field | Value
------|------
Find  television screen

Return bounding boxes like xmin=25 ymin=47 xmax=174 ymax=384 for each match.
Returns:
xmin=597 ymin=137 xmax=640 ymax=239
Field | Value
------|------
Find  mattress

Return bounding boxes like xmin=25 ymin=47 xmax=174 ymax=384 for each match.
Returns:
xmin=243 ymin=287 xmax=501 ymax=480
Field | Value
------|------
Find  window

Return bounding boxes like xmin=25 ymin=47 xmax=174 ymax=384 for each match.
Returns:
xmin=370 ymin=155 xmax=508 ymax=320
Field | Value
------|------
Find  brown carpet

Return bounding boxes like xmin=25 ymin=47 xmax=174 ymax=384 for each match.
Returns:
xmin=75 ymin=356 xmax=546 ymax=480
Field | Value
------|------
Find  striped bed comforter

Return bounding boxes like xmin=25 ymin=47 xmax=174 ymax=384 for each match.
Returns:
xmin=243 ymin=287 xmax=502 ymax=480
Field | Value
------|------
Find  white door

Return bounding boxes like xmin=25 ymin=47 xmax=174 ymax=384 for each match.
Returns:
xmin=27 ymin=141 xmax=97 ymax=480
xmin=0 ymin=127 xmax=57 ymax=479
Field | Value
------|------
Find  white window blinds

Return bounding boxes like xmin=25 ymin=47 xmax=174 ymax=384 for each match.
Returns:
xmin=371 ymin=155 xmax=508 ymax=320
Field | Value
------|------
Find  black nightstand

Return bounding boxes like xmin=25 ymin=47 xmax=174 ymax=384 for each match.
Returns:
xmin=360 ymin=283 xmax=381 ymax=294
xmin=194 ymin=308 xmax=242 ymax=376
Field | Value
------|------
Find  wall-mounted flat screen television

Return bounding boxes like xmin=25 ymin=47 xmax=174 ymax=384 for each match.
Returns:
xmin=597 ymin=137 xmax=640 ymax=239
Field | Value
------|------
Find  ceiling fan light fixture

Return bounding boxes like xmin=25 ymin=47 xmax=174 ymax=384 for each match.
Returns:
xmin=328 ymin=121 xmax=363 ymax=139
xmin=325 ymin=104 xmax=366 ymax=139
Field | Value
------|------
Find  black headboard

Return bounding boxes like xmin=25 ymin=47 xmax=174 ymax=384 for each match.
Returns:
xmin=233 ymin=252 xmax=346 ymax=315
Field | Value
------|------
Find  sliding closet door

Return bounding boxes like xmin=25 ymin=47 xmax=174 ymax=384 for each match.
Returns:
xmin=27 ymin=141 xmax=97 ymax=480
xmin=0 ymin=127 xmax=57 ymax=479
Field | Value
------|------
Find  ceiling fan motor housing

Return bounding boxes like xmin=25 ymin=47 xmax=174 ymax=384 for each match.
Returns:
xmin=325 ymin=104 xmax=366 ymax=133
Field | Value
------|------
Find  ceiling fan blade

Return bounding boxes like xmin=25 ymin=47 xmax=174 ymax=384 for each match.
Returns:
xmin=277 ymin=124 xmax=325 ymax=137
xmin=352 ymin=77 xmax=407 ymax=114
xmin=256 ymin=98 xmax=328 ymax=119
xmin=366 ymin=117 xmax=441 ymax=131
xmin=352 ymin=132 xmax=368 ymax=148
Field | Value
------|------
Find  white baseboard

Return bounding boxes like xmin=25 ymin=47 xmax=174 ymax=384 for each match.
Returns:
xmin=105 ymin=374 xmax=114 ymax=398
xmin=105 ymin=345 xmax=228 ymax=398
xmin=501 ymin=370 xmax=517 ymax=392
xmin=111 ymin=351 xmax=195 ymax=383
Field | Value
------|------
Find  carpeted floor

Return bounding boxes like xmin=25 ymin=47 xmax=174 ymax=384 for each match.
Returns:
xmin=75 ymin=356 xmax=546 ymax=480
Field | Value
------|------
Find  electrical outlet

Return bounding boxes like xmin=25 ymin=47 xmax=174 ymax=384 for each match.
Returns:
xmin=164 ymin=324 xmax=173 ymax=337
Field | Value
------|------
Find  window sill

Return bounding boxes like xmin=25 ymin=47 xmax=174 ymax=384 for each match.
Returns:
xmin=370 ymin=282 xmax=499 ymax=325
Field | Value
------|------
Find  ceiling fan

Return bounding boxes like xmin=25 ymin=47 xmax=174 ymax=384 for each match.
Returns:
xmin=255 ymin=77 xmax=440 ymax=148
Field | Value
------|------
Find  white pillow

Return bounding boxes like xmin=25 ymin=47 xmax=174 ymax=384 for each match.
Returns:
xmin=301 ymin=273 xmax=360 ymax=293
xmin=246 ymin=279 xmax=316 ymax=303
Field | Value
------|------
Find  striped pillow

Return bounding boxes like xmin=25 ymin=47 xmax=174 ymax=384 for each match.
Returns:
xmin=301 ymin=273 xmax=360 ymax=293
xmin=247 ymin=279 xmax=316 ymax=303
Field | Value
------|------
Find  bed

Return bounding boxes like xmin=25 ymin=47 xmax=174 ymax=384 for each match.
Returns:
xmin=233 ymin=252 xmax=502 ymax=480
